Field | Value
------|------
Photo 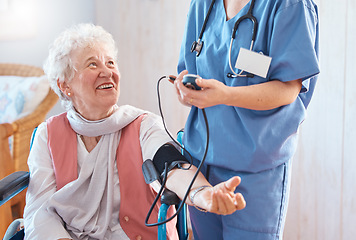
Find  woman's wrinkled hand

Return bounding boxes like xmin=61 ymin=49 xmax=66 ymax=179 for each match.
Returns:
xmin=190 ymin=176 xmax=246 ymax=215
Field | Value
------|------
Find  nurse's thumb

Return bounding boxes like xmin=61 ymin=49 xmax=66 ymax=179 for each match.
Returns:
xmin=195 ymin=78 xmax=211 ymax=89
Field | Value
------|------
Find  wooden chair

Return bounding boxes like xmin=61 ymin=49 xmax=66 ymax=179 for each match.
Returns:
xmin=0 ymin=63 xmax=58 ymax=237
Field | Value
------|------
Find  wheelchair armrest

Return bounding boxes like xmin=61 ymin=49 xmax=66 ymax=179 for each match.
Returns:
xmin=0 ymin=171 xmax=30 ymax=206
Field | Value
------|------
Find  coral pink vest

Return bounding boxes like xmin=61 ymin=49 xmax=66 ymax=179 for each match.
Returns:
xmin=46 ymin=113 xmax=178 ymax=240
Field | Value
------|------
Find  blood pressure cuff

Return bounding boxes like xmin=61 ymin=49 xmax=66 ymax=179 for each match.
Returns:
xmin=142 ymin=143 xmax=189 ymax=184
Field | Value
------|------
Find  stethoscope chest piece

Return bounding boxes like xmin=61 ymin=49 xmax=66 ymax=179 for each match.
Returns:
xmin=191 ymin=39 xmax=204 ymax=56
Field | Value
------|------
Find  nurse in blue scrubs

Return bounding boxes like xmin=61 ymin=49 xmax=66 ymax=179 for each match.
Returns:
xmin=174 ymin=0 xmax=319 ymax=239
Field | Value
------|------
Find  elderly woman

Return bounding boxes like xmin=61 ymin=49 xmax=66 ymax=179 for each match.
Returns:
xmin=23 ymin=23 xmax=245 ymax=240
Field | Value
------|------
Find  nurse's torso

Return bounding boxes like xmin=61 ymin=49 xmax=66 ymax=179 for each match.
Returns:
xmin=178 ymin=0 xmax=319 ymax=173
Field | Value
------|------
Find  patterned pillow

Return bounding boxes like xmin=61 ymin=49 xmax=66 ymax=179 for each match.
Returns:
xmin=0 ymin=75 xmax=50 ymax=123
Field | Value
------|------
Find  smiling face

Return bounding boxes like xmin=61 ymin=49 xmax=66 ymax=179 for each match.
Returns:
xmin=58 ymin=44 xmax=120 ymax=120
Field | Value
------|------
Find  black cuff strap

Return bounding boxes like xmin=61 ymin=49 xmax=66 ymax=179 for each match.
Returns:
xmin=152 ymin=143 xmax=189 ymax=175
xmin=161 ymin=160 xmax=190 ymax=178
xmin=142 ymin=144 xmax=189 ymax=185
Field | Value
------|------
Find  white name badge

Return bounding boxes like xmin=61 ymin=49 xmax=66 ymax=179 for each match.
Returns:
xmin=235 ymin=48 xmax=272 ymax=78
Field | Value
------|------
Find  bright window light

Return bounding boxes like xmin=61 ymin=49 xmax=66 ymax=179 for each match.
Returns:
xmin=0 ymin=0 xmax=38 ymax=40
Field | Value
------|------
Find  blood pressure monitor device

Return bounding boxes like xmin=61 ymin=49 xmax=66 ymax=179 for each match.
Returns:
xmin=182 ymin=74 xmax=202 ymax=90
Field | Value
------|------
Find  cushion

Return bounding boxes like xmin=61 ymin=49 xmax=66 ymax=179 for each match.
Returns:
xmin=0 ymin=75 xmax=50 ymax=123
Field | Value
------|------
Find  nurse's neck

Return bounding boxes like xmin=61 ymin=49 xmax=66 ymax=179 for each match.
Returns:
xmin=224 ymin=0 xmax=250 ymax=20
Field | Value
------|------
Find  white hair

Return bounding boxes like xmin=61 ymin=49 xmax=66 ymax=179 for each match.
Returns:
xmin=43 ymin=23 xmax=118 ymax=110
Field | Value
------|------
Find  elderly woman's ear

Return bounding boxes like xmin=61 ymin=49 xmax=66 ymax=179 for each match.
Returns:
xmin=57 ymin=79 xmax=71 ymax=97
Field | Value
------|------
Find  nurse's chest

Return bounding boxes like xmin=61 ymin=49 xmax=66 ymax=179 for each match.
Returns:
xmin=224 ymin=0 xmax=251 ymax=20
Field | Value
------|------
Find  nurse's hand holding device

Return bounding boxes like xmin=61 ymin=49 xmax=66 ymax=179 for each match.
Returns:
xmin=182 ymin=74 xmax=202 ymax=90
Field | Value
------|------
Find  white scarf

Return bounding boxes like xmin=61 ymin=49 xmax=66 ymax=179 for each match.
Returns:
xmin=66 ymin=104 xmax=146 ymax=137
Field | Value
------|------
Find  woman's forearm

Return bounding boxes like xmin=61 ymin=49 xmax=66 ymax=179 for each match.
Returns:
xmin=165 ymin=164 xmax=246 ymax=214
xmin=165 ymin=164 xmax=210 ymax=205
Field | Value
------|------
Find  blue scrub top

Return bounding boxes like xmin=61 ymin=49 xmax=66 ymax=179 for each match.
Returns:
xmin=178 ymin=0 xmax=320 ymax=173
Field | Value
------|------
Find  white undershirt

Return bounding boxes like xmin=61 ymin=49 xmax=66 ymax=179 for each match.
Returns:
xmin=77 ymin=134 xmax=128 ymax=240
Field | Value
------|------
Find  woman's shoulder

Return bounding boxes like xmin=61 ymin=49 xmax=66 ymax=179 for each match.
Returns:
xmin=33 ymin=121 xmax=48 ymax=138
xmin=118 ymin=105 xmax=150 ymax=116
xmin=118 ymin=105 xmax=161 ymax=123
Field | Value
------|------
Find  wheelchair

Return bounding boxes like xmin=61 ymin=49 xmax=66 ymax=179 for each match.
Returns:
xmin=0 ymin=171 xmax=188 ymax=240
xmin=0 ymin=131 xmax=189 ymax=240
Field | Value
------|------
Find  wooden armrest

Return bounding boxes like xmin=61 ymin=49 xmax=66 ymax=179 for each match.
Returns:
xmin=0 ymin=123 xmax=15 ymax=178
xmin=0 ymin=123 xmax=14 ymax=139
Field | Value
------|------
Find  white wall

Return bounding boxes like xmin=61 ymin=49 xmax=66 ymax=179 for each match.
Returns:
xmin=284 ymin=0 xmax=356 ymax=239
xmin=95 ymin=0 xmax=191 ymax=135
xmin=0 ymin=0 xmax=96 ymax=117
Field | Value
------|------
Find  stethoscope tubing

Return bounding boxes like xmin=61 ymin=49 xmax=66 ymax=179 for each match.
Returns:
xmin=198 ymin=0 xmax=216 ymax=41
xmin=228 ymin=38 xmax=255 ymax=78
xmin=228 ymin=0 xmax=258 ymax=78
xmin=192 ymin=0 xmax=258 ymax=78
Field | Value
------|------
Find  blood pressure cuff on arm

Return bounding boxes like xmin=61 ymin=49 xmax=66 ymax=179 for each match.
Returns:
xmin=153 ymin=143 xmax=189 ymax=176
xmin=142 ymin=143 xmax=190 ymax=185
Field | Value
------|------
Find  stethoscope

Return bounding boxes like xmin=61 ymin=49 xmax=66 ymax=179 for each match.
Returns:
xmin=191 ymin=0 xmax=258 ymax=78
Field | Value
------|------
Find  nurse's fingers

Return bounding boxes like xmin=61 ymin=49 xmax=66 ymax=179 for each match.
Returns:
xmin=173 ymin=78 xmax=182 ymax=97
xmin=173 ymin=70 xmax=188 ymax=93
xmin=195 ymin=78 xmax=221 ymax=90
xmin=176 ymin=70 xmax=188 ymax=82
xmin=176 ymin=79 xmax=198 ymax=106
xmin=174 ymin=71 xmax=193 ymax=106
